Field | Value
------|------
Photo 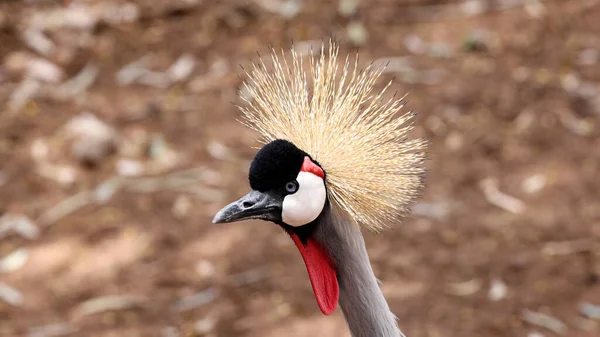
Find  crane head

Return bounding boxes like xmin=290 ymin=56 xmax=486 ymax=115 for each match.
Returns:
xmin=213 ymin=139 xmax=338 ymax=315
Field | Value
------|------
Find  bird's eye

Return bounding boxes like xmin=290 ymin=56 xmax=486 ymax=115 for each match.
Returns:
xmin=285 ymin=181 xmax=299 ymax=194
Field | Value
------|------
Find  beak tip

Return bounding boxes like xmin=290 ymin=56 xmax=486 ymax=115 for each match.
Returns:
xmin=212 ymin=213 xmax=224 ymax=224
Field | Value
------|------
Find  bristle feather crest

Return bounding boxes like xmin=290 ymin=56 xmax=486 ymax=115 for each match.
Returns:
xmin=239 ymin=40 xmax=427 ymax=231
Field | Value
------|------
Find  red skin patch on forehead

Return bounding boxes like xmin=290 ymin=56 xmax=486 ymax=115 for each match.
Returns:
xmin=301 ymin=156 xmax=324 ymax=179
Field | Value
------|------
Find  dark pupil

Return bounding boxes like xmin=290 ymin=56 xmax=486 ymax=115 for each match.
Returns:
xmin=285 ymin=181 xmax=298 ymax=193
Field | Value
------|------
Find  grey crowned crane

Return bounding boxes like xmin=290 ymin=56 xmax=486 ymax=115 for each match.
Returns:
xmin=213 ymin=41 xmax=427 ymax=337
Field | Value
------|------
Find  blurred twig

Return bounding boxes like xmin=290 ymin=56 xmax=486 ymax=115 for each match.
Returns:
xmin=37 ymin=192 xmax=93 ymax=228
xmin=75 ymin=295 xmax=146 ymax=317
xmin=522 ymin=309 xmax=567 ymax=335
xmin=28 ymin=323 xmax=77 ymax=337
xmin=480 ymin=178 xmax=525 ymax=214
xmin=542 ymin=239 xmax=596 ymax=256
xmin=174 ymin=287 xmax=219 ymax=312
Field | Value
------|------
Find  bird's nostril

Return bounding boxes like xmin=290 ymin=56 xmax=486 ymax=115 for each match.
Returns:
xmin=242 ymin=201 xmax=254 ymax=209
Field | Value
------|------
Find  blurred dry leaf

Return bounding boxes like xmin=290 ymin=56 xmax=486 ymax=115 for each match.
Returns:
xmin=447 ymin=278 xmax=481 ymax=296
xmin=0 ymin=282 xmax=24 ymax=306
xmin=8 ymin=77 xmax=40 ymax=113
xmin=0 ymin=214 xmax=40 ymax=240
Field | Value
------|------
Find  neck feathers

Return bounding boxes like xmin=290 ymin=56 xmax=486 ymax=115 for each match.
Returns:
xmin=313 ymin=207 xmax=404 ymax=337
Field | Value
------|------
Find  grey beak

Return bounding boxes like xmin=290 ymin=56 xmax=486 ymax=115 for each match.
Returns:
xmin=212 ymin=190 xmax=283 ymax=224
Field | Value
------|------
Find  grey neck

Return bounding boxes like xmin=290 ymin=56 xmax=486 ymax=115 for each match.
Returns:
xmin=312 ymin=207 xmax=404 ymax=337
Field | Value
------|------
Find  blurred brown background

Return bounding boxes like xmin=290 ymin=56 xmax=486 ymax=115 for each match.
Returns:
xmin=1 ymin=0 xmax=599 ymax=336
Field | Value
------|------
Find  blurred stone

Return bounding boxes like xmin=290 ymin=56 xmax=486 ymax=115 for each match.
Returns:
xmin=195 ymin=259 xmax=216 ymax=279
xmin=429 ymin=43 xmax=454 ymax=58
xmin=488 ymin=278 xmax=507 ymax=301
xmin=279 ymin=0 xmax=302 ymax=19
xmin=522 ymin=174 xmax=546 ymax=194
xmin=404 ymin=35 xmax=426 ymax=55
xmin=425 ymin=115 xmax=445 ymax=134
xmin=534 ymin=68 xmax=552 ymax=85
xmin=338 ymin=0 xmax=359 ymax=17
xmin=512 ymin=66 xmax=531 ymax=82
xmin=461 ymin=0 xmax=486 ymax=16
xmin=30 ymin=138 xmax=50 ymax=162
xmin=94 ymin=178 xmax=121 ymax=203
xmin=36 ymin=163 xmax=78 ymax=186
xmin=167 ymin=54 xmax=195 ymax=82
xmin=26 ymin=58 xmax=64 ymax=83
xmin=116 ymin=159 xmax=145 ymax=177
xmin=578 ymin=48 xmax=598 ymax=66
xmin=207 ymin=141 xmax=232 ymax=161
xmin=347 ymin=21 xmax=368 ymax=46
xmin=525 ymin=0 xmax=546 ymax=18
xmin=515 ymin=110 xmax=535 ymax=132
xmin=561 ymin=73 xmax=580 ymax=93
xmin=194 ymin=317 xmax=216 ymax=334
xmin=172 ymin=195 xmax=192 ymax=219
xmin=580 ymin=302 xmax=600 ymax=320
xmin=119 ymin=128 xmax=150 ymax=158
xmin=64 ymin=113 xmax=118 ymax=166
xmin=4 ymin=52 xmax=29 ymax=74
xmin=445 ymin=131 xmax=464 ymax=152
xmin=147 ymin=136 xmax=181 ymax=174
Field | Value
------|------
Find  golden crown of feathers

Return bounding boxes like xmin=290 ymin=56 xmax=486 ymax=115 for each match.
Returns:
xmin=238 ymin=40 xmax=427 ymax=231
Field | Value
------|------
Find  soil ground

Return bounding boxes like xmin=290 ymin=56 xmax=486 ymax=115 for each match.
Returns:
xmin=1 ymin=0 xmax=600 ymax=336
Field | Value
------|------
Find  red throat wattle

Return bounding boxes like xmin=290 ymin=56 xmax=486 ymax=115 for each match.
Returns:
xmin=288 ymin=232 xmax=339 ymax=315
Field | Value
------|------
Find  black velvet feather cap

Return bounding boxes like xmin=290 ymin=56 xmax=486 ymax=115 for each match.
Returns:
xmin=249 ymin=139 xmax=309 ymax=192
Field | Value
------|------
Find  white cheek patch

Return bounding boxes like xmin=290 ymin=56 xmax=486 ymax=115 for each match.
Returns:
xmin=282 ymin=171 xmax=326 ymax=227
